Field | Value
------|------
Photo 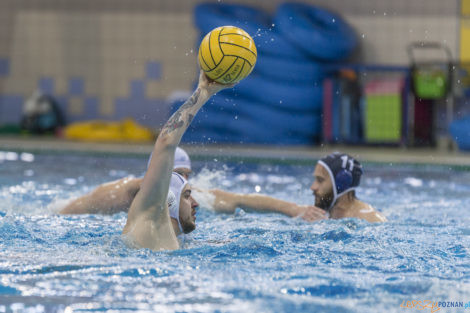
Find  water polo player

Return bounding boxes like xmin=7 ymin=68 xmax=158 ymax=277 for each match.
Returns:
xmin=120 ymin=71 xmax=233 ymax=250
xmin=209 ymin=152 xmax=386 ymax=223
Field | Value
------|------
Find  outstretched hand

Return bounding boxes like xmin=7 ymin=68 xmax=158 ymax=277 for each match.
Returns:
xmin=198 ymin=70 xmax=237 ymax=95
xmin=296 ymin=205 xmax=328 ymax=222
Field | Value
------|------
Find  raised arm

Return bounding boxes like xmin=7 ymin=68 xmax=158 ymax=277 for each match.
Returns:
xmin=208 ymin=189 xmax=327 ymax=222
xmin=122 ymin=71 xmax=232 ymax=250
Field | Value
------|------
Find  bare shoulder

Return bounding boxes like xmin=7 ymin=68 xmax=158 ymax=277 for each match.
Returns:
xmin=357 ymin=202 xmax=387 ymax=223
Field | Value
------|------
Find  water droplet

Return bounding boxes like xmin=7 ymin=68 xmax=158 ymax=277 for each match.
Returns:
xmin=271 ymin=23 xmax=275 ymax=27
xmin=332 ymin=18 xmax=335 ymax=23
xmin=361 ymin=34 xmax=365 ymax=38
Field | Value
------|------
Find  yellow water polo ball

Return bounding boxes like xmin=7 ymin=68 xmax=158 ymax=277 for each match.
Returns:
xmin=198 ymin=26 xmax=257 ymax=84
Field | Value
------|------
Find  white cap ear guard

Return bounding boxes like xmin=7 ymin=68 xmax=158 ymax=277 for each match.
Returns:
xmin=167 ymin=172 xmax=188 ymax=233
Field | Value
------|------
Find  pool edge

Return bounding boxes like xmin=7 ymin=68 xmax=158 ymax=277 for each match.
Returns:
xmin=1 ymin=136 xmax=469 ymax=169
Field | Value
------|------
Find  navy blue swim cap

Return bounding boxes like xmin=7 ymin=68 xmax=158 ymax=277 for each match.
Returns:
xmin=317 ymin=152 xmax=362 ymax=204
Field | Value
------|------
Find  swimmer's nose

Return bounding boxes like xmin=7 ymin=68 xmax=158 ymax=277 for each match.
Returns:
xmin=191 ymin=196 xmax=199 ymax=209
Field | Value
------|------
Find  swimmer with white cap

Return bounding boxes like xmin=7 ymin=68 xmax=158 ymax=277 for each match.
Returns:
xmin=209 ymin=152 xmax=386 ymax=223
xmin=121 ymin=71 xmax=233 ymax=250
xmin=60 ymin=146 xmax=192 ymax=216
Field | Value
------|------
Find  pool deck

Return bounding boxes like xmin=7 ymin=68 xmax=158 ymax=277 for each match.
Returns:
xmin=1 ymin=135 xmax=469 ymax=167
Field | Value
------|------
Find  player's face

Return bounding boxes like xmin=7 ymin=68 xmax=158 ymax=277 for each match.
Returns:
xmin=310 ymin=164 xmax=334 ymax=210
xmin=178 ymin=184 xmax=198 ymax=234
xmin=174 ymin=167 xmax=192 ymax=180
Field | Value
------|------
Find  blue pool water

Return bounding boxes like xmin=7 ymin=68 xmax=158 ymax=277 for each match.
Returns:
xmin=0 ymin=151 xmax=469 ymax=313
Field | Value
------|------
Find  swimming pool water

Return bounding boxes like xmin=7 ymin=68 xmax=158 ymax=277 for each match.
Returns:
xmin=0 ymin=152 xmax=469 ymax=313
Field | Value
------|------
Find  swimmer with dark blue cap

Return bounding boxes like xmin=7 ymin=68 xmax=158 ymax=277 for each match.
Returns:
xmin=310 ymin=152 xmax=385 ymax=221
xmin=315 ymin=152 xmax=363 ymax=212
xmin=208 ymin=152 xmax=386 ymax=223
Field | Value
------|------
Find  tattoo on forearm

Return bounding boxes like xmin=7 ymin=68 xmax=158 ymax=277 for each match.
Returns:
xmin=187 ymin=114 xmax=195 ymax=126
xmin=181 ymin=88 xmax=201 ymax=110
xmin=163 ymin=111 xmax=185 ymax=134
xmin=162 ymin=88 xmax=202 ymax=135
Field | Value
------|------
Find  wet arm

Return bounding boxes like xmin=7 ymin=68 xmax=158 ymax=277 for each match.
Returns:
xmin=209 ymin=189 xmax=305 ymax=217
xmin=60 ymin=177 xmax=141 ymax=215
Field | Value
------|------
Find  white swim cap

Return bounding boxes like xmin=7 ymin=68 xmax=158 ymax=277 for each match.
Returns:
xmin=173 ymin=147 xmax=191 ymax=170
xmin=167 ymin=172 xmax=188 ymax=233
xmin=147 ymin=147 xmax=191 ymax=171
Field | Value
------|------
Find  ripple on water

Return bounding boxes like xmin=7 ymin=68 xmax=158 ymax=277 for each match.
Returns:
xmin=1 ymin=155 xmax=470 ymax=312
